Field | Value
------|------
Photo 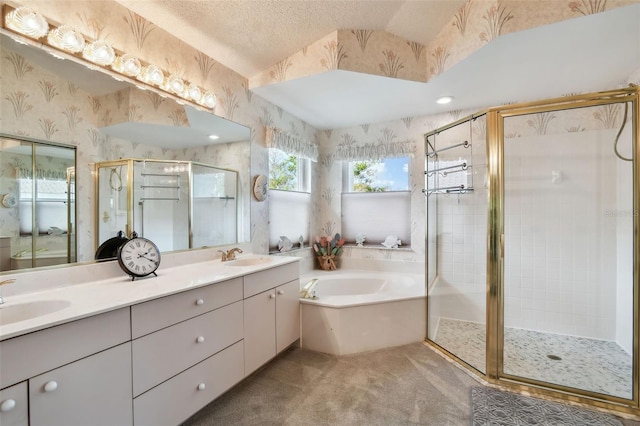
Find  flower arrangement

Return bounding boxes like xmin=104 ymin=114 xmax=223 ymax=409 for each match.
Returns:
xmin=313 ymin=233 xmax=345 ymax=270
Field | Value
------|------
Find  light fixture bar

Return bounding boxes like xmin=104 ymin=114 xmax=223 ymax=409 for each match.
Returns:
xmin=1 ymin=4 xmax=217 ymax=111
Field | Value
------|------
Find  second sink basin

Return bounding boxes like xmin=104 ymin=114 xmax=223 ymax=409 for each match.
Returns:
xmin=227 ymin=257 xmax=272 ymax=267
xmin=0 ymin=300 xmax=71 ymax=325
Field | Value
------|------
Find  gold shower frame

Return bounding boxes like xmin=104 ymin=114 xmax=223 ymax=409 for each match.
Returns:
xmin=94 ymin=158 xmax=240 ymax=251
xmin=424 ymin=86 xmax=640 ymax=416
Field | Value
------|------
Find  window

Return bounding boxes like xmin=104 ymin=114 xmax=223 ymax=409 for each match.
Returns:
xmin=268 ymin=148 xmax=310 ymax=192
xmin=265 ymin=127 xmax=317 ymax=252
xmin=344 ymin=157 xmax=410 ymax=192
xmin=18 ymin=170 xmax=70 ymax=235
xmin=341 ymin=157 xmax=411 ymax=246
xmin=268 ymin=148 xmax=311 ymax=251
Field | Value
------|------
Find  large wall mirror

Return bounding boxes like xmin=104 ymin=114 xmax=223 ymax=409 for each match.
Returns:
xmin=0 ymin=29 xmax=251 ymax=273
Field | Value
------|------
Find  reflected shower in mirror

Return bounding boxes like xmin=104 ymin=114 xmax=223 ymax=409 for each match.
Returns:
xmin=0 ymin=136 xmax=77 ymax=271
xmin=0 ymin=29 xmax=251 ymax=274
xmin=95 ymin=159 xmax=238 ymax=257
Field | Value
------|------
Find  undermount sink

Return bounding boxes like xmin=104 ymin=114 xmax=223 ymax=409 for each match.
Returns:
xmin=226 ymin=257 xmax=272 ymax=267
xmin=0 ymin=300 xmax=71 ymax=325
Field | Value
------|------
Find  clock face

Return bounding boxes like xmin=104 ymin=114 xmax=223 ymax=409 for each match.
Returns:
xmin=117 ymin=237 xmax=161 ymax=278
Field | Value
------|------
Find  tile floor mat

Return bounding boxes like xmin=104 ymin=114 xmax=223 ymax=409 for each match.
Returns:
xmin=435 ymin=318 xmax=633 ymax=399
xmin=471 ymin=387 xmax=622 ymax=426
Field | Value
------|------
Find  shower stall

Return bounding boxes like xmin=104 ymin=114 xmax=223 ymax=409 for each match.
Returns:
xmin=95 ymin=159 xmax=238 ymax=254
xmin=425 ymin=86 xmax=639 ymax=414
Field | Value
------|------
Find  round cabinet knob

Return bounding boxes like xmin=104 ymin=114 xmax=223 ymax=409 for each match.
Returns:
xmin=197 ymin=383 xmax=206 ymax=391
xmin=277 ymin=290 xmax=284 ymax=295
xmin=195 ymin=298 xmax=204 ymax=306
xmin=0 ymin=399 xmax=16 ymax=412
xmin=196 ymin=336 xmax=205 ymax=343
xmin=269 ymin=293 xmax=276 ymax=299
xmin=44 ymin=381 xmax=58 ymax=392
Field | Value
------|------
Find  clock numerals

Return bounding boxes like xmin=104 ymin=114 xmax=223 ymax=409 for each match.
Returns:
xmin=118 ymin=236 xmax=161 ymax=280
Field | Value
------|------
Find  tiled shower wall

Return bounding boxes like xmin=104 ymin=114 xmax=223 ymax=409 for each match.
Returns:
xmin=428 ymin=103 xmax=635 ymax=349
xmin=428 ymin=116 xmax=488 ymax=334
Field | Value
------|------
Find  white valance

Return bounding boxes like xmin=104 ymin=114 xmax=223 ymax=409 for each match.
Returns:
xmin=265 ymin=127 xmax=318 ymax=162
xmin=18 ymin=167 xmax=67 ymax=180
xmin=335 ymin=139 xmax=415 ymax=161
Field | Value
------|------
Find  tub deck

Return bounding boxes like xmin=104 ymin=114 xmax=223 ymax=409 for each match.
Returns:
xmin=299 ymin=270 xmax=426 ymax=355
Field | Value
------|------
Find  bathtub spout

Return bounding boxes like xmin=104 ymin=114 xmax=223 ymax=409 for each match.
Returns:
xmin=299 ymin=278 xmax=319 ymax=299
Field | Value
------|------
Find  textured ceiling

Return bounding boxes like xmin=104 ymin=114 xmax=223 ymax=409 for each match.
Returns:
xmin=114 ymin=1 xmax=640 ymax=130
xmin=115 ymin=0 xmax=466 ymax=78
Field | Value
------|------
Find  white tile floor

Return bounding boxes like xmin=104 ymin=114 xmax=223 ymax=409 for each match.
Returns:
xmin=433 ymin=318 xmax=633 ymax=399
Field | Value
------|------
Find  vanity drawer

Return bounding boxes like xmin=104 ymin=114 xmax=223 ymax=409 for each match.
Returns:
xmin=132 ymin=300 xmax=243 ymax=396
xmin=131 ymin=277 xmax=242 ymax=338
xmin=0 ymin=381 xmax=27 ymax=426
xmin=133 ymin=340 xmax=244 ymax=426
xmin=0 ymin=307 xmax=130 ymax=389
xmin=244 ymin=262 xmax=299 ymax=298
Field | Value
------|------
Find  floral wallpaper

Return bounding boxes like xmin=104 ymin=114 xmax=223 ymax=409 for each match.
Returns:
xmin=425 ymin=0 xmax=638 ymax=80
xmin=2 ymin=0 xmax=319 ymax=263
xmin=250 ymin=29 xmax=427 ymax=88
xmin=2 ymin=0 xmax=638 ymax=271
xmin=251 ymin=0 xmax=636 ymax=90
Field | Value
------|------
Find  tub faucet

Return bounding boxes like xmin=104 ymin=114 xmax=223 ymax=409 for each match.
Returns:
xmin=299 ymin=278 xmax=319 ymax=299
xmin=219 ymin=247 xmax=243 ymax=261
xmin=0 ymin=279 xmax=16 ymax=305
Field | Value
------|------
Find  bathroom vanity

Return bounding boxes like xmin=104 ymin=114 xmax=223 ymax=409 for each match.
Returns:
xmin=0 ymin=255 xmax=300 ymax=426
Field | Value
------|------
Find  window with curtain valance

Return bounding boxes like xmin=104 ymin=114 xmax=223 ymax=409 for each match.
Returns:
xmin=265 ymin=127 xmax=318 ymax=162
xmin=335 ymin=139 xmax=415 ymax=162
xmin=265 ymin=127 xmax=315 ymax=252
xmin=338 ymin=139 xmax=415 ymax=247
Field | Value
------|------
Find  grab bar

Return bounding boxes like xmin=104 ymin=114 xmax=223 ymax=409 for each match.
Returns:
xmin=426 ymin=140 xmax=470 ymax=157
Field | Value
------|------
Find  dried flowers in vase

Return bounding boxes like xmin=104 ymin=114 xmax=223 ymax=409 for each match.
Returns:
xmin=313 ymin=233 xmax=345 ymax=271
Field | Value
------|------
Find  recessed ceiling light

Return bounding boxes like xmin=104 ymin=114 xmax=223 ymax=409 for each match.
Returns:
xmin=436 ymin=96 xmax=454 ymax=105
xmin=208 ymin=134 xmax=220 ymax=140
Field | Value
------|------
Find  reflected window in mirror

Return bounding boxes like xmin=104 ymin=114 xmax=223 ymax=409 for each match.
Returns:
xmin=268 ymin=148 xmax=311 ymax=253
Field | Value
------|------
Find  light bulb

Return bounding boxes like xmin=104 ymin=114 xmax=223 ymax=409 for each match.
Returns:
xmin=139 ymin=64 xmax=164 ymax=86
xmin=82 ymin=40 xmax=115 ymax=66
xmin=166 ymin=75 xmax=185 ymax=95
xmin=47 ymin=25 xmax=85 ymax=53
xmin=187 ymin=83 xmax=202 ymax=102
xmin=201 ymin=91 xmax=217 ymax=109
xmin=5 ymin=7 xmax=49 ymax=39
xmin=113 ymin=54 xmax=141 ymax=77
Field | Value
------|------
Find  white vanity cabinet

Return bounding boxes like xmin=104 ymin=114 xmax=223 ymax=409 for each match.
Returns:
xmin=29 ymin=342 xmax=132 ymax=426
xmin=131 ymin=277 xmax=245 ymax=426
xmin=0 ymin=257 xmax=301 ymax=426
xmin=0 ymin=382 xmax=28 ymax=426
xmin=243 ymin=262 xmax=300 ymax=375
xmin=0 ymin=308 xmax=132 ymax=426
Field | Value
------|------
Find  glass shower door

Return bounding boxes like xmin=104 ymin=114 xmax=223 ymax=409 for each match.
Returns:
xmin=426 ymin=116 xmax=488 ymax=373
xmin=501 ymin=101 xmax=634 ymax=400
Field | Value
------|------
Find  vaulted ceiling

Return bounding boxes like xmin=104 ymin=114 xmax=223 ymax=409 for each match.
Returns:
xmin=115 ymin=1 xmax=640 ymax=129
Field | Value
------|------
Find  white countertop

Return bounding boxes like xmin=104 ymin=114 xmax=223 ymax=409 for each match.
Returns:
xmin=0 ymin=255 xmax=299 ymax=341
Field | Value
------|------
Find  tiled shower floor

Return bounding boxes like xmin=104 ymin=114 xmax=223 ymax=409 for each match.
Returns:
xmin=433 ymin=318 xmax=633 ymax=399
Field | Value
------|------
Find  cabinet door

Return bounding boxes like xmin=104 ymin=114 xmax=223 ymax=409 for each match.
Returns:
xmin=276 ymin=279 xmax=300 ymax=353
xmin=0 ymin=381 xmax=27 ymax=426
xmin=244 ymin=289 xmax=276 ymax=375
xmin=29 ymin=342 xmax=133 ymax=426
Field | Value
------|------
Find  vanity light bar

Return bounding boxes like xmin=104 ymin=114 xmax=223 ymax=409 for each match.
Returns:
xmin=2 ymin=5 xmax=216 ymax=110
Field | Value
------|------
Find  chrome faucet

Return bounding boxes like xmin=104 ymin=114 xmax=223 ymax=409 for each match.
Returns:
xmin=219 ymin=247 xmax=243 ymax=261
xmin=0 ymin=279 xmax=16 ymax=305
